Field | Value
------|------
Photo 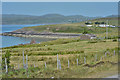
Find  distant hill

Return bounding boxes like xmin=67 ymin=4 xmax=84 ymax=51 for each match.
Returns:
xmin=11 ymin=17 xmax=117 ymax=35
xmin=2 ymin=14 xmax=100 ymax=25
xmin=105 ymin=15 xmax=118 ymax=18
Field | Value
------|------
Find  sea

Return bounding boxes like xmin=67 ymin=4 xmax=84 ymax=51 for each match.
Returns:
xmin=1 ymin=24 xmax=56 ymax=48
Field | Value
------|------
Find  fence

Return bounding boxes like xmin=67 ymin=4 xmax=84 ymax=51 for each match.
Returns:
xmin=3 ymin=50 xmax=117 ymax=77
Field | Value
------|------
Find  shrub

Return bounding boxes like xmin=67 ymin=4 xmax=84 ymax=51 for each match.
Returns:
xmin=88 ymin=40 xmax=97 ymax=43
xmin=83 ymin=31 xmax=88 ymax=34
xmin=113 ymin=39 xmax=117 ymax=42
xmin=47 ymin=47 xmax=52 ymax=50
xmin=2 ymin=50 xmax=11 ymax=69
xmin=80 ymin=50 xmax=84 ymax=53
xmin=28 ymin=53 xmax=32 ymax=56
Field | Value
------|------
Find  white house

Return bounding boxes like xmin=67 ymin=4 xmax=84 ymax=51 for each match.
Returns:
xmin=98 ymin=24 xmax=106 ymax=27
xmin=109 ymin=25 xmax=116 ymax=28
xmin=86 ymin=25 xmax=93 ymax=27
xmin=85 ymin=34 xmax=96 ymax=39
xmin=98 ymin=24 xmax=115 ymax=28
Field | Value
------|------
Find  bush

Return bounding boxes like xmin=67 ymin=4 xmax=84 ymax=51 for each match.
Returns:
xmin=83 ymin=31 xmax=88 ymax=34
xmin=80 ymin=50 xmax=84 ymax=53
xmin=88 ymin=40 xmax=97 ymax=43
xmin=47 ymin=47 xmax=52 ymax=50
xmin=113 ymin=39 xmax=117 ymax=42
xmin=2 ymin=50 xmax=11 ymax=69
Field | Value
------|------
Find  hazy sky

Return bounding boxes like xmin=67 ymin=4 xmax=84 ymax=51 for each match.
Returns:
xmin=2 ymin=2 xmax=118 ymax=17
xmin=1 ymin=0 xmax=120 ymax=2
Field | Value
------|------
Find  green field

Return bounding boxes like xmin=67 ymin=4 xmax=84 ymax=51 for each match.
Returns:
xmin=1 ymin=38 xmax=118 ymax=78
xmin=1 ymin=17 xmax=118 ymax=78
xmin=15 ymin=17 xmax=118 ymax=38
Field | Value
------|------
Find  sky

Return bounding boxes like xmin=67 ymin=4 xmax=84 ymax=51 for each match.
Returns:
xmin=1 ymin=0 xmax=120 ymax=2
xmin=2 ymin=2 xmax=118 ymax=17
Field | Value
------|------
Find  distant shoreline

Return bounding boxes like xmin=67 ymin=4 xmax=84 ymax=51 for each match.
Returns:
xmin=1 ymin=32 xmax=82 ymax=39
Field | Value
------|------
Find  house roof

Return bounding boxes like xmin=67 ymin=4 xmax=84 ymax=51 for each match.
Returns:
xmin=85 ymin=34 xmax=96 ymax=37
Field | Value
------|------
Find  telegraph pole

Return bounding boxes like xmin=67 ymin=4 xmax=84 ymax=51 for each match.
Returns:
xmin=106 ymin=20 xmax=108 ymax=39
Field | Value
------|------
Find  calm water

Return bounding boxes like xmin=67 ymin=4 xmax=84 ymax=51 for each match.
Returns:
xmin=1 ymin=24 xmax=56 ymax=48
xmin=2 ymin=24 xmax=45 ymax=33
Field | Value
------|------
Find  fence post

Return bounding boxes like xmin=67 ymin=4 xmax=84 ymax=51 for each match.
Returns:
xmin=105 ymin=52 xmax=107 ymax=57
xmin=58 ymin=60 xmax=61 ymax=70
xmin=34 ymin=63 xmax=35 ymax=68
xmin=26 ymin=55 xmax=28 ymax=69
xmin=0 ymin=50 xmax=2 ymax=75
xmin=84 ymin=57 xmax=86 ymax=64
xmin=101 ymin=56 xmax=102 ymax=61
xmin=57 ymin=54 xmax=59 ymax=69
xmin=23 ymin=51 xmax=25 ymax=69
xmin=114 ymin=50 xmax=115 ymax=56
xmin=25 ymin=55 xmax=29 ymax=78
xmin=18 ymin=64 xmax=19 ymax=69
xmin=5 ymin=58 xmax=8 ymax=73
xmin=77 ymin=58 xmax=78 ymax=66
xmin=45 ymin=62 xmax=46 ymax=68
xmin=68 ymin=60 xmax=69 ymax=68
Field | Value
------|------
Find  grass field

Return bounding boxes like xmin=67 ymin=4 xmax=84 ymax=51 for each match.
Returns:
xmin=1 ymin=38 xmax=118 ymax=78
xmin=15 ymin=17 xmax=118 ymax=38
xmin=1 ymin=17 xmax=118 ymax=78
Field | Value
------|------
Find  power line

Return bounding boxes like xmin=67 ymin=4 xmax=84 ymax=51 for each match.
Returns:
xmin=106 ymin=20 xmax=108 ymax=39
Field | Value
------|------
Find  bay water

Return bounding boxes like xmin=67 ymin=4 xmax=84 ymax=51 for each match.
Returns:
xmin=1 ymin=24 xmax=56 ymax=48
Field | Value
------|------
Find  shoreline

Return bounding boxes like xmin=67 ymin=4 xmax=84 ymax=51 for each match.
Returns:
xmin=1 ymin=32 xmax=82 ymax=39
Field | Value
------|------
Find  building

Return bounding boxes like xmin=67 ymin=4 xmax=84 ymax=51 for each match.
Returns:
xmin=30 ymin=39 xmax=36 ymax=44
xmin=98 ymin=24 xmax=116 ymax=28
xmin=98 ymin=24 xmax=106 ymax=27
xmin=86 ymin=25 xmax=93 ymax=27
xmin=85 ymin=21 xmax=93 ymax=27
xmin=109 ymin=25 xmax=116 ymax=28
xmin=85 ymin=34 xmax=96 ymax=39
xmin=80 ymin=34 xmax=96 ymax=40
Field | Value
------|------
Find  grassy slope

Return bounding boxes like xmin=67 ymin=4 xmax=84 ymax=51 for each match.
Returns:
xmin=15 ymin=17 xmax=118 ymax=37
xmin=1 ymin=17 xmax=118 ymax=78
xmin=2 ymin=38 xmax=118 ymax=78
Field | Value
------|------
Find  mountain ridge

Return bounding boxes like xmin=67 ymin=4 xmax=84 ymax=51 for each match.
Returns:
xmin=2 ymin=14 xmax=117 ymax=25
xmin=2 ymin=14 xmax=100 ymax=25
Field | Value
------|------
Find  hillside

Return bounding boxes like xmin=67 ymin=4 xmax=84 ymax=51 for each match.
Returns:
xmin=12 ymin=17 xmax=118 ymax=38
xmin=1 ymin=37 xmax=118 ymax=78
xmin=2 ymin=14 xmax=99 ymax=25
xmin=1 ymin=16 xmax=118 ymax=78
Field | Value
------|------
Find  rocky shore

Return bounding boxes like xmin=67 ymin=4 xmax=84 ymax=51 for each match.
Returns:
xmin=1 ymin=32 xmax=82 ymax=38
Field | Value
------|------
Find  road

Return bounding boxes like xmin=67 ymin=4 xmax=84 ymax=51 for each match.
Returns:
xmin=107 ymin=75 xmax=118 ymax=78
